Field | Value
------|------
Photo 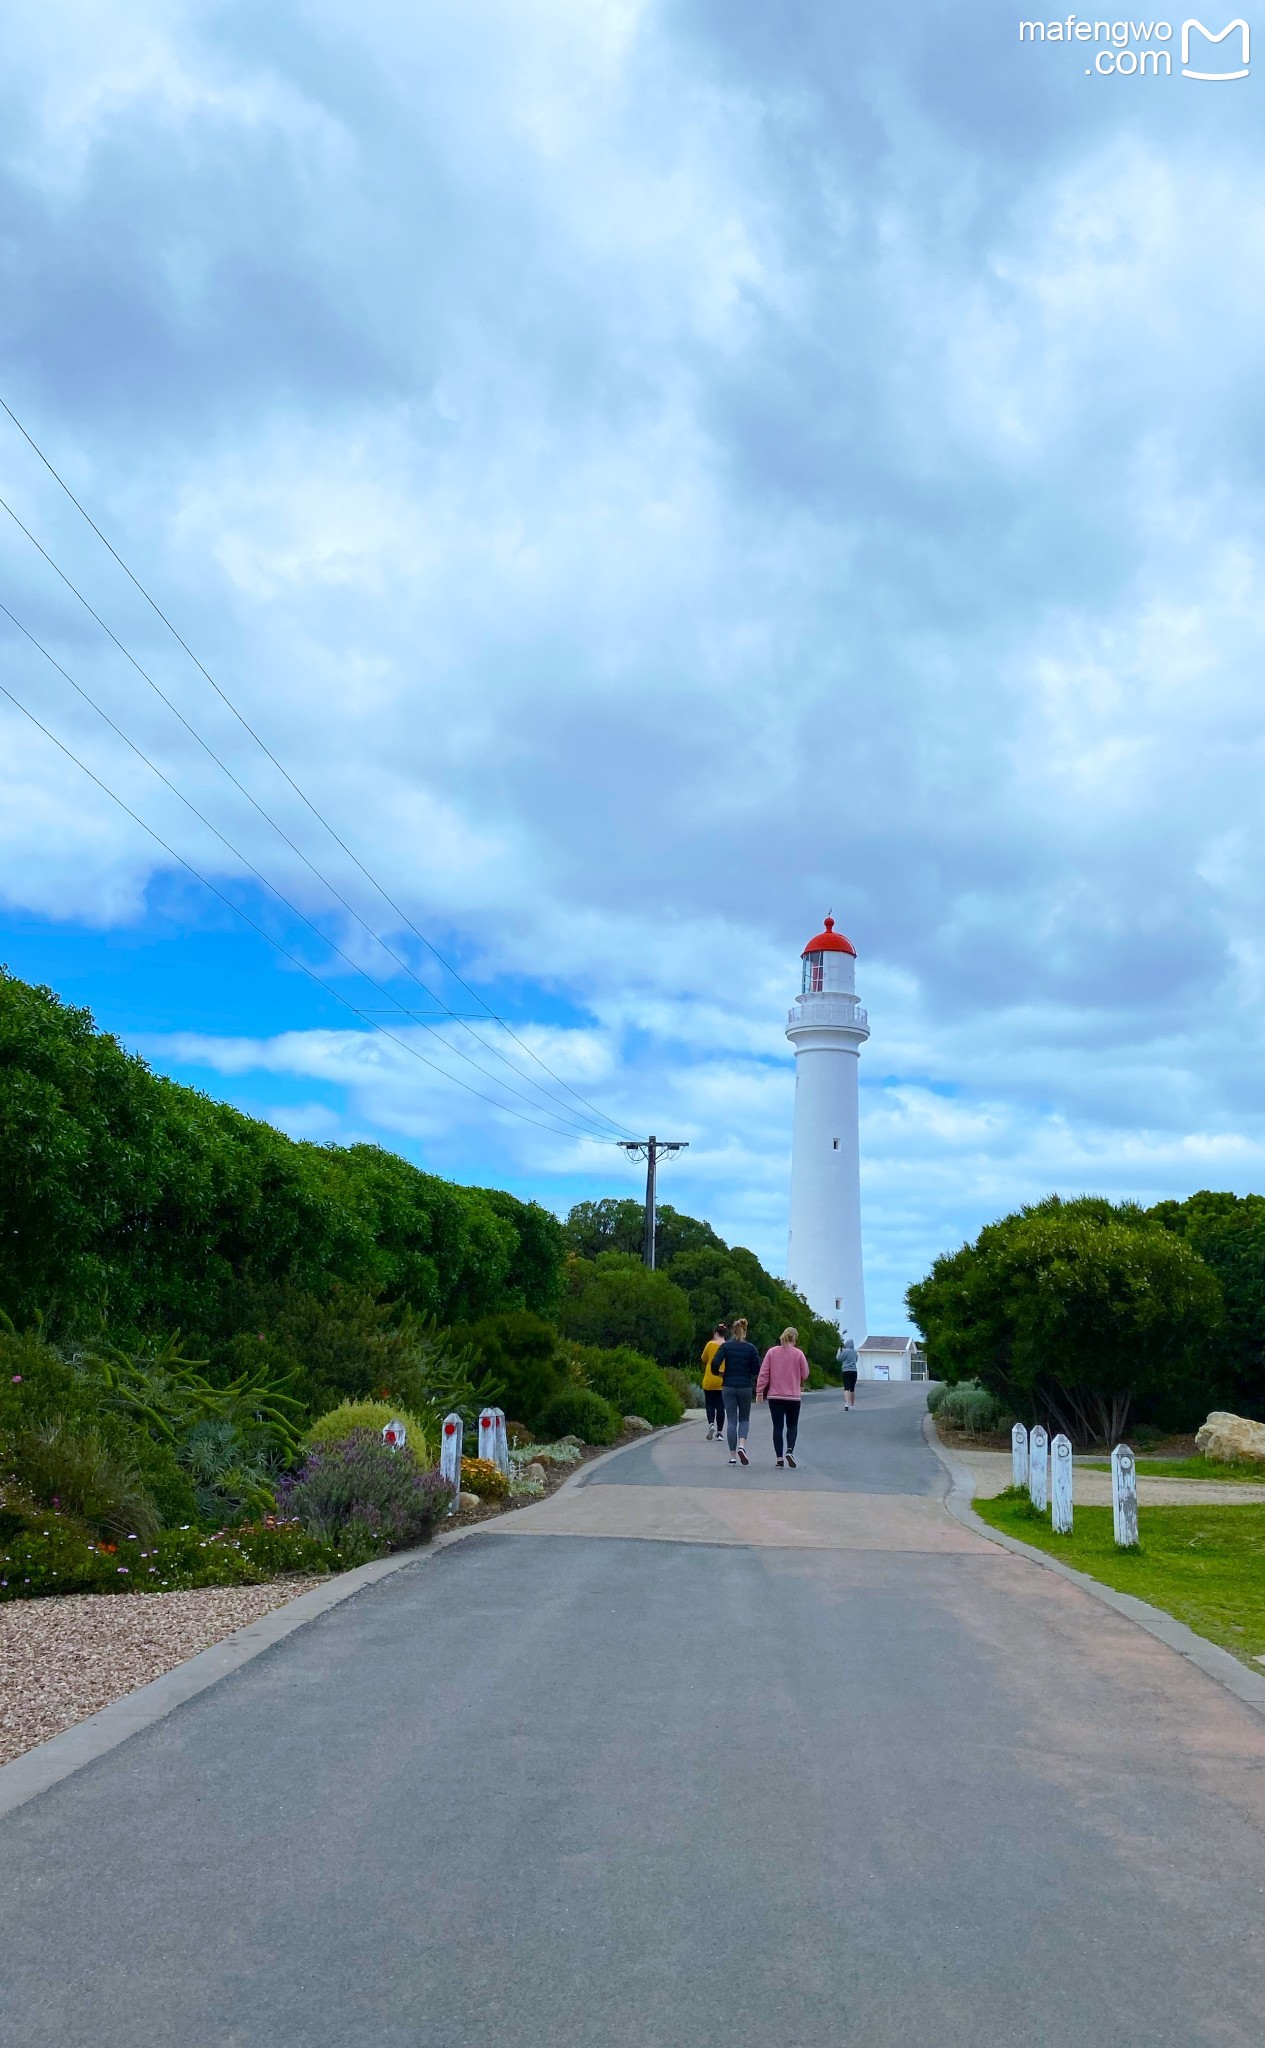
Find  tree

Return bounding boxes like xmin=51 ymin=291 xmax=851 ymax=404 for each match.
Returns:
xmin=564 ymin=1200 xmax=841 ymax=1378
xmin=907 ymin=1196 xmax=1223 ymax=1443
xmin=563 ymin=1198 xmax=723 ymax=1265
xmin=1147 ymin=1191 xmax=1265 ymax=1418
xmin=558 ymin=1252 xmax=694 ymax=1365
xmin=0 ymin=970 xmax=563 ymax=1349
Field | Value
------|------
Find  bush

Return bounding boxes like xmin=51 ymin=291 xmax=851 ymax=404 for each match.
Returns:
xmin=925 ymin=1382 xmax=948 ymax=1414
xmin=539 ymin=1388 xmax=621 ymax=1446
xmin=936 ymin=1381 xmax=1013 ymax=1435
xmin=559 ymin=1253 xmax=693 ymax=1366
xmin=460 ymin=1455 xmax=509 ymax=1501
xmin=6 ymin=1420 xmax=160 ymax=1542
xmin=307 ymin=1400 xmax=433 ymax=1467
xmin=663 ymin=1366 xmax=703 ymax=1409
xmin=0 ymin=1498 xmax=340 ymax=1600
xmin=277 ymin=1431 xmax=451 ymax=1553
xmin=572 ymin=1344 xmax=685 ymax=1427
xmin=454 ymin=1311 xmax=562 ymax=1434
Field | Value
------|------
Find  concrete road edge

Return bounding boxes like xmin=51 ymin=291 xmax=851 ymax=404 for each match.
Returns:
xmin=0 ymin=1420 xmax=686 ymax=1821
xmin=922 ymin=1414 xmax=1265 ymax=1721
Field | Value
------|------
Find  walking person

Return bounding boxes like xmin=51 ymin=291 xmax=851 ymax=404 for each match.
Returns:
xmin=700 ymin=1321 xmax=729 ymax=1441
xmin=756 ymin=1327 xmax=811 ymax=1468
xmin=838 ymin=1330 xmax=859 ymax=1411
xmin=710 ymin=1317 xmax=762 ymax=1466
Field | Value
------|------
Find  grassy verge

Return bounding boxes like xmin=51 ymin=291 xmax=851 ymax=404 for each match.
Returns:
xmin=974 ymin=1489 xmax=1265 ymax=1667
xmin=1081 ymin=1456 xmax=1265 ymax=1483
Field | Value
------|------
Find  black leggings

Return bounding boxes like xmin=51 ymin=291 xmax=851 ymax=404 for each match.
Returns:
xmin=768 ymin=1397 xmax=801 ymax=1457
xmin=722 ymin=1387 xmax=752 ymax=1452
xmin=704 ymin=1388 xmax=725 ymax=1431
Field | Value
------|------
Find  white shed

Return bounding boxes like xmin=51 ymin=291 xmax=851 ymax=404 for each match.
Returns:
xmin=857 ymin=1335 xmax=923 ymax=1383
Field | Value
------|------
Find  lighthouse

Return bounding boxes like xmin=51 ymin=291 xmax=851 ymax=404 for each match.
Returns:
xmin=786 ymin=916 xmax=869 ymax=1343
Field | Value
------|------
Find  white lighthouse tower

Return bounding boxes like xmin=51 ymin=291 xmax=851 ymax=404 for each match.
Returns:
xmin=786 ymin=916 xmax=868 ymax=1343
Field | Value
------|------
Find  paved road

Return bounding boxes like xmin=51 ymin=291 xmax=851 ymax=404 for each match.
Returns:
xmin=590 ymin=1382 xmax=943 ymax=1492
xmin=3 ymin=1387 xmax=1265 ymax=2047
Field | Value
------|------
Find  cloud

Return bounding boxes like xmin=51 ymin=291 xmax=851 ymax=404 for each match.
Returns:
xmin=2 ymin=1 xmax=1264 ymax=1330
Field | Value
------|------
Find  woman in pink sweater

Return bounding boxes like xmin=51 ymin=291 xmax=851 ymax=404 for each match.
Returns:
xmin=755 ymin=1326 xmax=811 ymax=1468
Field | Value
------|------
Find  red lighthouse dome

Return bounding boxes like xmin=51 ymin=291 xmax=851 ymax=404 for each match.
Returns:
xmin=801 ymin=915 xmax=855 ymax=959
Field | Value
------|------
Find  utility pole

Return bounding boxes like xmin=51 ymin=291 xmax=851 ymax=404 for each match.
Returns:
xmin=618 ymin=1135 xmax=688 ymax=1269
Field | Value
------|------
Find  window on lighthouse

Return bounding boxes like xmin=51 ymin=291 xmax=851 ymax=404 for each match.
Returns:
xmin=803 ymin=953 xmax=824 ymax=993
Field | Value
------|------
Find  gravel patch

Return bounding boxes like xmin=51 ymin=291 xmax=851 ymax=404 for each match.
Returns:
xmin=0 ymin=1579 xmax=325 ymax=1766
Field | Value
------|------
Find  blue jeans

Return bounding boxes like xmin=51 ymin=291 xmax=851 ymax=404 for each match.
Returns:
xmin=722 ymin=1387 xmax=752 ymax=1452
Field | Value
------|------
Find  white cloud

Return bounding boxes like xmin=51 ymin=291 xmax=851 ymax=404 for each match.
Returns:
xmin=2 ymin=2 xmax=1264 ymax=1331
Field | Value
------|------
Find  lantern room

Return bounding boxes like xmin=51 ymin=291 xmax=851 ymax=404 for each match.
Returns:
xmin=800 ymin=916 xmax=857 ymax=996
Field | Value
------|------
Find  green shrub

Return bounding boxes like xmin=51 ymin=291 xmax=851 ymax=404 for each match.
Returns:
xmin=937 ymin=1380 xmax=1013 ymax=1435
xmin=453 ymin=1311 xmax=561 ymax=1433
xmin=539 ymin=1388 xmax=621 ymax=1445
xmin=6 ymin=1420 xmax=160 ymax=1542
xmin=559 ymin=1253 xmax=693 ymax=1365
xmin=307 ymin=1400 xmax=433 ymax=1467
xmin=925 ymin=1382 xmax=948 ymax=1414
xmin=0 ymin=1327 xmax=231 ymax=1527
xmin=663 ymin=1366 xmax=703 ymax=1409
xmin=572 ymin=1344 xmax=684 ymax=1427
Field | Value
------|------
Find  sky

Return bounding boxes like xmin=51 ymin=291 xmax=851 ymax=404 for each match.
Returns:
xmin=2 ymin=2 xmax=1264 ymax=1334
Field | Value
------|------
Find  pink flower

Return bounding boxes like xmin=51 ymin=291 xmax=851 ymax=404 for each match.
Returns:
xmin=10 ymin=1375 xmax=21 ymax=1383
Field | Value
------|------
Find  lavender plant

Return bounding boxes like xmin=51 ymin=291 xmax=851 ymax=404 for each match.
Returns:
xmin=276 ymin=1430 xmax=451 ymax=1554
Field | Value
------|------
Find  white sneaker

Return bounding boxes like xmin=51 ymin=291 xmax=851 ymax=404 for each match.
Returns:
xmin=705 ymin=1427 xmax=715 ymax=1440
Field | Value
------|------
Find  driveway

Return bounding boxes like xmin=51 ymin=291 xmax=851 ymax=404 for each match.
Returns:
xmin=2 ymin=1385 xmax=1263 ymax=2047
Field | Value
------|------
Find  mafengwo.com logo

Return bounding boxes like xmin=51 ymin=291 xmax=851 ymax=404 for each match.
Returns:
xmin=1019 ymin=16 xmax=1250 ymax=77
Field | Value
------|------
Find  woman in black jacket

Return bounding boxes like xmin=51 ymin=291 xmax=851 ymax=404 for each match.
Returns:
xmin=711 ymin=1317 xmax=762 ymax=1466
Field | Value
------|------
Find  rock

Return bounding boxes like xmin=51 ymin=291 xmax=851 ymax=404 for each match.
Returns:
xmin=558 ymin=1435 xmax=583 ymax=1448
xmin=458 ymin=1490 xmax=482 ymax=1509
xmin=623 ymin=1415 xmax=654 ymax=1434
xmin=1195 ymin=1412 xmax=1265 ymax=1464
xmin=526 ymin=1462 xmax=547 ymax=1483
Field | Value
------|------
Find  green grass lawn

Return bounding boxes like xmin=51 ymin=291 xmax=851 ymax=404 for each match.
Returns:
xmin=1082 ymin=1455 xmax=1265 ymax=1483
xmin=974 ymin=1490 xmax=1265 ymax=1667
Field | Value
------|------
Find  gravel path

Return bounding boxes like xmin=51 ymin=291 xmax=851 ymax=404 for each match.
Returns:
xmin=0 ymin=1580 xmax=325 ymax=1766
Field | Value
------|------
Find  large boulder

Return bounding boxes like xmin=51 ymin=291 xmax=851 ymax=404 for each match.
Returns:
xmin=1195 ymin=1412 xmax=1265 ymax=1465
xmin=623 ymin=1415 xmax=654 ymax=1434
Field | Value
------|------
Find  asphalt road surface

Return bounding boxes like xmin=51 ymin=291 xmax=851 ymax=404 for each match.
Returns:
xmin=3 ymin=1385 xmax=1264 ymax=2048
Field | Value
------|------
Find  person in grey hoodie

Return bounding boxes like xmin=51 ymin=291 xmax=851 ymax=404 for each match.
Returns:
xmin=837 ymin=1332 xmax=859 ymax=1410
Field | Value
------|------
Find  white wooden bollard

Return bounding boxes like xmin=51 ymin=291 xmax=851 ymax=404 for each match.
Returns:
xmin=491 ymin=1408 xmax=510 ymax=1478
xmin=440 ymin=1412 xmax=463 ymax=1509
xmin=381 ymin=1418 xmax=408 ymax=1451
xmin=1011 ymin=1422 xmax=1029 ymax=1490
xmin=1028 ymin=1425 xmax=1048 ymax=1513
xmin=1051 ymin=1433 xmax=1073 ymax=1534
xmin=477 ymin=1407 xmax=497 ymax=1464
xmin=1112 ymin=1443 xmax=1139 ymax=1548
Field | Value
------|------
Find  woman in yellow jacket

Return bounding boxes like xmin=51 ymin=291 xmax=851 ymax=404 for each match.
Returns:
xmin=700 ymin=1322 xmax=729 ymax=1441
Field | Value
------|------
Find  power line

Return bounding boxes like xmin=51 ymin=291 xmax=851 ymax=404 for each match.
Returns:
xmin=0 ymin=393 xmax=638 ymax=1139
xmin=0 ymin=482 xmax=627 ymax=1142
xmin=0 ymin=600 xmax=618 ymax=1142
xmin=0 ymin=668 xmax=618 ymax=1145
